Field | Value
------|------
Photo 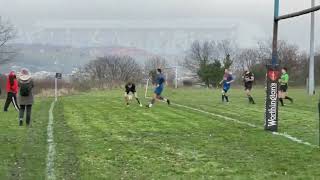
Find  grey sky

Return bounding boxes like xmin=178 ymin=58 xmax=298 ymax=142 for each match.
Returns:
xmin=0 ymin=0 xmax=319 ymax=49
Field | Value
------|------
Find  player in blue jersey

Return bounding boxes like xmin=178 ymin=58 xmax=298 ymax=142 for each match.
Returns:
xmin=147 ymin=68 xmax=170 ymax=108
xmin=219 ymin=69 xmax=234 ymax=103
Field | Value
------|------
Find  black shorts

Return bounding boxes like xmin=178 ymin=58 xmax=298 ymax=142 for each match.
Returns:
xmin=280 ymin=85 xmax=288 ymax=92
xmin=126 ymin=90 xmax=136 ymax=94
xmin=244 ymin=83 xmax=253 ymax=91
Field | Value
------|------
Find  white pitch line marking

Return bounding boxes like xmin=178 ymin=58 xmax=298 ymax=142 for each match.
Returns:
xmin=146 ymin=96 xmax=318 ymax=148
xmin=46 ymin=101 xmax=56 ymax=180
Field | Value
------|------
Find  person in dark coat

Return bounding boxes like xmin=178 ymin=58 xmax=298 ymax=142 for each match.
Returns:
xmin=4 ymin=71 xmax=19 ymax=112
xmin=18 ymin=69 xmax=34 ymax=126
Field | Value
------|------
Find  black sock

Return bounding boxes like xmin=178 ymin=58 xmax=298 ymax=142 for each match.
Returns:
xmin=250 ymin=97 xmax=255 ymax=104
xmin=225 ymin=95 xmax=229 ymax=102
xmin=248 ymin=96 xmax=255 ymax=104
xmin=285 ymin=96 xmax=293 ymax=103
xmin=279 ymin=98 xmax=284 ymax=106
xmin=136 ymin=98 xmax=141 ymax=104
xmin=151 ymin=99 xmax=155 ymax=104
xmin=222 ymin=95 xmax=225 ymax=102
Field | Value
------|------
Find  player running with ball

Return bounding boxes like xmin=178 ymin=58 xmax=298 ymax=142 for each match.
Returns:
xmin=220 ymin=69 xmax=234 ymax=103
xmin=147 ymin=68 xmax=170 ymax=108
xmin=243 ymin=70 xmax=256 ymax=104
xmin=124 ymin=82 xmax=142 ymax=107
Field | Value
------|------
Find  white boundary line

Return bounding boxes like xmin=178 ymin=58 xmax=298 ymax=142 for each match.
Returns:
xmin=146 ymin=96 xmax=318 ymax=148
xmin=272 ymin=132 xmax=319 ymax=148
xmin=46 ymin=101 xmax=56 ymax=180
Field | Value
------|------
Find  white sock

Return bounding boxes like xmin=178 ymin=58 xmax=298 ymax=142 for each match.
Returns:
xmin=149 ymin=104 xmax=153 ymax=108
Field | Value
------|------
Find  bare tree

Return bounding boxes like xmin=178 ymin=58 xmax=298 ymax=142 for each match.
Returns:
xmin=184 ymin=40 xmax=217 ymax=74
xmin=184 ymin=40 xmax=238 ymax=74
xmin=254 ymin=39 xmax=308 ymax=85
xmin=217 ymin=39 xmax=238 ymax=59
xmin=144 ymin=55 xmax=168 ymax=73
xmin=235 ymin=48 xmax=261 ymax=71
xmin=84 ymin=55 xmax=142 ymax=88
xmin=144 ymin=55 xmax=169 ymax=84
xmin=257 ymin=39 xmax=300 ymax=66
xmin=0 ymin=17 xmax=16 ymax=65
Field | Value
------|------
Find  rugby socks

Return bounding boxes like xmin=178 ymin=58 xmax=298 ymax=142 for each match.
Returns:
xmin=279 ymin=98 xmax=284 ymax=106
xmin=166 ymin=99 xmax=171 ymax=105
xmin=248 ymin=96 xmax=255 ymax=104
xmin=285 ymin=96 xmax=293 ymax=103
xmin=225 ymin=95 xmax=229 ymax=102
xmin=158 ymin=96 xmax=170 ymax=105
xmin=135 ymin=98 xmax=141 ymax=105
xmin=222 ymin=95 xmax=225 ymax=102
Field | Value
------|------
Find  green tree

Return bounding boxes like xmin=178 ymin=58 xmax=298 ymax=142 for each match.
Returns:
xmin=198 ymin=60 xmax=224 ymax=87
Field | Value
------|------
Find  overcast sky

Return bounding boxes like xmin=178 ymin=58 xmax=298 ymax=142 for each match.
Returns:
xmin=0 ymin=0 xmax=319 ymax=49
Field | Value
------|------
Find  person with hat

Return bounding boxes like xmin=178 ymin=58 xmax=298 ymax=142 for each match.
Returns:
xmin=18 ymin=68 xmax=34 ymax=126
xmin=3 ymin=71 xmax=19 ymax=112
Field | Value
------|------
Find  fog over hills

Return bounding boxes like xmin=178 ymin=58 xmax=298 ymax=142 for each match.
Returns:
xmin=13 ymin=19 xmax=263 ymax=53
xmin=1 ymin=18 xmax=267 ymax=73
xmin=1 ymin=0 xmax=320 ymax=74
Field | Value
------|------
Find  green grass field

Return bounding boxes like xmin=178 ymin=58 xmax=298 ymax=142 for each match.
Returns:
xmin=1 ymin=87 xmax=320 ymax=179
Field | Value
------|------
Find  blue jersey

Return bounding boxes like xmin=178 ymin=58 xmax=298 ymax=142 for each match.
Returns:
xmin=156 ymin=74 xmax=165 ymax=87
xmin=154 ymin=74 xmax=165 ymax=95
xmin=223 ymin=73 xmax=233 ymax=89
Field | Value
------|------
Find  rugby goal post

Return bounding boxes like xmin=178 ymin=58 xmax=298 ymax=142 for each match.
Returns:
xmin=265 ymin=0 xmax=320 ymax=132
xmin=144 ymin=66 xmax=178 ymax=98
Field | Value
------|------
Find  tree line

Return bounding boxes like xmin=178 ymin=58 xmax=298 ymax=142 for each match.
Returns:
xmin=184 ymin=39 xmax=320 ymax=87
xmin=1 ymin=17 xmax=319 ymax=90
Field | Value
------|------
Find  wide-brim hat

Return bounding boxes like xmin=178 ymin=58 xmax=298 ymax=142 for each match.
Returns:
xmin=20 ymin=68 xmax=31 ymax=81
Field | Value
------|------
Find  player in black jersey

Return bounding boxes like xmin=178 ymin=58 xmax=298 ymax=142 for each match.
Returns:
xmin=125 ymin=82 xmax=142 ymax=107
xmin=242 ymin=70 xmax=255 ymax=104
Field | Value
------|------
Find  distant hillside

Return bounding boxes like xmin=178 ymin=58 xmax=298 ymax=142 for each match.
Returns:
xmin=0 ymin=44 xmax=161 ymax=73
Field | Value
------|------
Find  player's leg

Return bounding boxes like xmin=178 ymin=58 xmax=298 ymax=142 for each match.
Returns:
xmin=4 ymin=92 xmax=13 ymax=112
xmin=26 ymin=105 xmax=32 ymax=126
xmin=156 ymin=95 xmax=170 ymax=105
xmin=19 ymin=105 xmax=26 ymax=126
xmin=124 ymin=92 xmax=130 ymax=106
xmin=223 ymin=89 xmax=229 ymax=102
xmin=246 ymin=86 xmax=255 ymax=104
xmin=147 ymin=93 xmax=157 ymax=108
xmin=221 ymin=89 xmax=225 ymax=102
xmin=224 ymin=92 xmax=229 ymax=102
xmin=284 ymin=86 xmax=293 ymax=103
xmin=284 ymin=94 xmax=293 ymax=103
xmin=278 ymin=88 xmax=285 ymax=106
xmin=246 ymin=89 xmax=251 ymax=103
xmin=147 ymin=86 xmax=165 ymax=108
xmin=134 ymin=92 xmax=142 ymax=106
xmin=12 ymin=93 xmax=20 ymax=111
